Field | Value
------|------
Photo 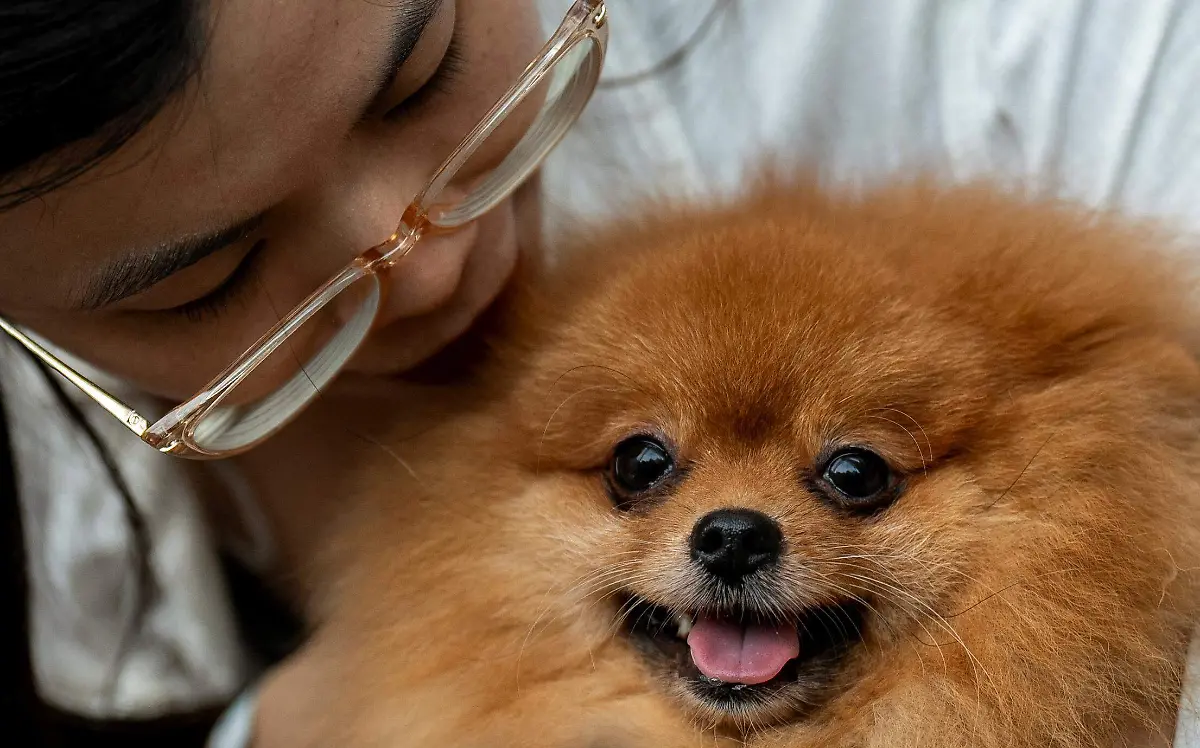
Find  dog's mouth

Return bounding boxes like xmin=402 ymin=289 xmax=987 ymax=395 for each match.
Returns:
xmin=619 ymin=594 xmax=866 ymax=720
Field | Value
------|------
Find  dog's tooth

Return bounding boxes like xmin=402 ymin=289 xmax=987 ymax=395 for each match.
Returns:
xmin=675 ymin=613 xmax=694 ymax=639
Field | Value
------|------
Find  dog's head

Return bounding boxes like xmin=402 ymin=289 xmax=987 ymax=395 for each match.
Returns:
xmin=479 ymin=183 xmax=1200 ymax=736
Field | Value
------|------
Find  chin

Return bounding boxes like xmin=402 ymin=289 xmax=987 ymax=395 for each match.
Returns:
xmin=297 ymin=179 xmax=1200 ymax=748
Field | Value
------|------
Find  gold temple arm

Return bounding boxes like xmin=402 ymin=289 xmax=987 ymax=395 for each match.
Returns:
xmin=0 ymin=317 xmax=149 ymax=437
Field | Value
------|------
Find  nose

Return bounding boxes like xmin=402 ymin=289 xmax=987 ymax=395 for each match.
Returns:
xmin=689 ymin=508 xmax=783 ymax=585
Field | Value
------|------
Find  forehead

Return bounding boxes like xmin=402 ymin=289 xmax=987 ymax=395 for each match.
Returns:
xmin=521 ymin=184 xmax=1199 ymax=534
xmin=535 ymin=223 xmax=998 ymax=470
xmin=0 ymin=0 xmax=393 ymax=309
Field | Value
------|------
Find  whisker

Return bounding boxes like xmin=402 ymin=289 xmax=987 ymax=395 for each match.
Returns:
xmin=866 ymin=413 xmax=928 ymax=475
xmin=984 ymin=433 xmax=1055 ymax=510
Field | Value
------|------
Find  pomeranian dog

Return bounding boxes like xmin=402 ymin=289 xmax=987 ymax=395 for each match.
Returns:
xmin=291 ymin=181 xmax=1200 ymax=748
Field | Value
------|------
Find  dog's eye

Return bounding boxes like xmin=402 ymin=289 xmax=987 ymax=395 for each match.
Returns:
xmin=821 ymin=448 xmax=893 ymax=507
xmin=610 ymin=436 xmax=675 ymax=500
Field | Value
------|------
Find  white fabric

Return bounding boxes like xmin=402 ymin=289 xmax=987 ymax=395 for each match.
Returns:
xmin=0 ymin=346 xmax=250 ymax=719
xmin=1181 ymin=636 xmax=1200 ymax=747
xmin=206 ymin=686 xmax=260 ymax=748
xmin=543 ymin=0 xmax=1200 ymax=238
xmin=5 ymin=0 xmax=1200 ymax=740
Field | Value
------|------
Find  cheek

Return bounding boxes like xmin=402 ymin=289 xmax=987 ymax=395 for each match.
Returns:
xmin=841 ymin=472 xmax=988 ymax=601
xmin=9 ymin=314 xmax=234 ymax=403
xmin=397 ymin=0 xmax=546 ymax=172
xmin=459 ymin=0 xmax=544 ymax=114
xmin=14 ymin=272 xmax=354 ymax=405
xmin=516 ymin=473 xmax=617 ymax=549
xmin=611 ymin=510 xmax=699 ymax=593
xmin=784 ymin=517 xmax=867 ymax=592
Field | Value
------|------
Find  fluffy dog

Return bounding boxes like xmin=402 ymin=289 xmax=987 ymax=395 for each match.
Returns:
xmin=295 ymin=182 xmax=1200 ymax=748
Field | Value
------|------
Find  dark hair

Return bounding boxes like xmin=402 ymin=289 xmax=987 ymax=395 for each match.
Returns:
xmin=0 ymin=0 xmax=204 ymax=209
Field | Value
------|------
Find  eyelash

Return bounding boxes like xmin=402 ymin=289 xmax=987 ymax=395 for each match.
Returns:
xmin=166 ymin=239 xmax=266 ymax=324
xmin=384 ymin=30 xmax=466 ymax=120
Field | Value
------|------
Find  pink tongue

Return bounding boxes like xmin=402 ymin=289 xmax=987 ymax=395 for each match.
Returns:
xmin=687 ymin=615 xmax=800 ymax=685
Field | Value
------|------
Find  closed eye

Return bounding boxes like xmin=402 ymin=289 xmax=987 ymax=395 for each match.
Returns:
xmin=162 ymin=238 xmax=267 ymax=323
xmin=384 ymin=29 xmax=465 ymax=121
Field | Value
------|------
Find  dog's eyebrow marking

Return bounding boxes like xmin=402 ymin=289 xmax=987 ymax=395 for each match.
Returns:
xmin=707 ymin=399 xmax=782 ymax=446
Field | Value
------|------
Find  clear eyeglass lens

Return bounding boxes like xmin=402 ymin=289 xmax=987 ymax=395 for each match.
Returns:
xmin=189 ymin=273 xmax=381 ymax=453
xmin=430 ymin=35 xmax=603 ymax=228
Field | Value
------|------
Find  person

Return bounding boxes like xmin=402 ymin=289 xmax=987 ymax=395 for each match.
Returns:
xmin=2 ymin=0 xmax=1199 ymax=745
xmin=0 ymin=0 xmax=605 ymax=744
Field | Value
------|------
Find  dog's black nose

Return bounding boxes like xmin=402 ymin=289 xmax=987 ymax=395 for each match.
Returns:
xmin=690 ymin=508 xmax=783 ymax=585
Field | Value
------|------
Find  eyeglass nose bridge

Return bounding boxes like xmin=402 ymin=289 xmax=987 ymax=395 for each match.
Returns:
xmin=363 ymin=196 xmax=471 ymax=273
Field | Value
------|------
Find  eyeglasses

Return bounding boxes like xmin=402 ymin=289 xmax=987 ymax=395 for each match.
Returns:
xmin=0 ymin=0 xmax=607 ymax=459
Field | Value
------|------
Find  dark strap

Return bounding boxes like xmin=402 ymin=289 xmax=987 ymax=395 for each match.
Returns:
xmin=221 ymin=551 xmax=306 ymax=667
xmin=0 ymin=383 xmax=51 ymax=743
xmin=39 ymin=704 xmax=224 ymax=748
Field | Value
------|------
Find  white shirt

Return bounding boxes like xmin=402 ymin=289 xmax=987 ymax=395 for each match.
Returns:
xmin=6 ymin=0 xmax=1200 ymax=743
xmin=0 ymin=348 xmax=250 ymax=719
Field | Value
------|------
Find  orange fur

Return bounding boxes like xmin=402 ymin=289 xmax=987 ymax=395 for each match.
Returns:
xmin=299 ymin=181 xmax=1200 ymax=747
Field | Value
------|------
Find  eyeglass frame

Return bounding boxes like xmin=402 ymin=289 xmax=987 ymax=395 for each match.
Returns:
xmin=0 ymin=0 xmax=608 ymax=459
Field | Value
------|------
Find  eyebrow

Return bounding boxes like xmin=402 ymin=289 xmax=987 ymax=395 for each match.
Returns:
xmin=74 ymin=213 xmax=266 ymax=310
xmin=361 ymin=0 xmax=445 ymax=121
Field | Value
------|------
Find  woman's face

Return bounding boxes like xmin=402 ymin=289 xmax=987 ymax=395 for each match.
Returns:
xmin=0 ymin=0 xmax=546 ymax=401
